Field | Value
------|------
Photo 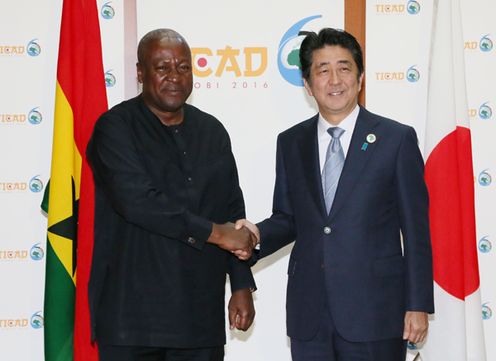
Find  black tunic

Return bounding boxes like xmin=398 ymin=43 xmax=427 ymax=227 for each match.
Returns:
xmin=86 ymin=95 xmax=255 ymax=348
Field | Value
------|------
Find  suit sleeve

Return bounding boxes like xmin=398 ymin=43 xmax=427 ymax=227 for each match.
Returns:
xmin=257 ymin=134 xmax=297 ymax=259
xmin=396 ymin=126 xmax=434 ymax=313
xmin=87 ymin=114 xmax=212 ymax=249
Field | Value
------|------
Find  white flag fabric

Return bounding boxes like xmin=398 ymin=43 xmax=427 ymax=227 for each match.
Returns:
xmin=420 ymin=0 xmax=486 ymax=360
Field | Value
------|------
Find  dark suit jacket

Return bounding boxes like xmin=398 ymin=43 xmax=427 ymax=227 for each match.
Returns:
xmin=258 ymin=107 xmax=434 ymax=342
xmin=86 ymin=97 xmax=255 ymax=348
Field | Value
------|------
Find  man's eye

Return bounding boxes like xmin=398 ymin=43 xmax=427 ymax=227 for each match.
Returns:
xmin=178 ymin=65 xmax=191 ymax=73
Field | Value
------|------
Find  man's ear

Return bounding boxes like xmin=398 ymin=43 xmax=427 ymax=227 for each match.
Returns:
xmin=136 ymin=63 xmax=143 ymax=84
xmin=303 ymin=78 xmax=313 ymax=97
xmin=357 ymin=72 xmax=364 ymax=92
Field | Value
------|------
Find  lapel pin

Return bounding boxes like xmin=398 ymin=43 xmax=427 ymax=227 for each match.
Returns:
xmin=366 ymin=133 xmax=376 ymax=143
xmin=361 ymin=142 xmax=368 ymax=151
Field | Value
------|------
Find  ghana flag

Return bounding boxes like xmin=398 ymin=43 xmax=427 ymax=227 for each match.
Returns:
xmin=41 ymin=0 xmax=107 ymax=360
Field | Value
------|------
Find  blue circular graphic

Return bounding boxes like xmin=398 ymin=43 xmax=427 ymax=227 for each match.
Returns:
xmin=407 ymin=1 xmax=421 ymax=15
xmin=30 ymin=243 xmax=44 ymax=261
xmin=31 ymin=312 xmax=44 ymax=329
xmin=482 ymin=303 xmax=492 ymax=320
xmin=105 ymin=70 xmax=116 ymax=87
xmin=478 ymin=237 xmax=492 ymax=253
xmin=27 ymin=39 xmax=41 ymax=56
xmin=478 ymin=170 xmax=492 ymax=186
xmin=479 ymin=35 xmax=493 ymax=52
xmin=28 ymin=107 xmax=42 ymax=125
xmin=29 ymin=176 xmax=44 ymax=193
xmin=479 ymin=103 xmax=492 ymax=120
xmin=278 ymin=15 xmax=322 ymax=87
xmin=406 ymin=66 xmax=420 ymax=82
xmin=101 ymin=3 xmax=115 ymax=19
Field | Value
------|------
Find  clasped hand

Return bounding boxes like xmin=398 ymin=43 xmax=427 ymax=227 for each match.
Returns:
xmin=207 ymin=222 xmax=259 ymax=260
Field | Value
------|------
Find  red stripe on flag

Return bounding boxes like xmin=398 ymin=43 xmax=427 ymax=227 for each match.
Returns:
xmin=425 ymin=126 xmax=479 ymax=300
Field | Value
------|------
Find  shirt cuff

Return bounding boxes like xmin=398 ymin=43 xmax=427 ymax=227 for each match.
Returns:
xmin=182 ymin=212 xmax=212 ymax=250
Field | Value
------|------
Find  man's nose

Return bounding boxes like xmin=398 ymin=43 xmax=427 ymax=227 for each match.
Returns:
xmin=328 ymin=69 xmax=341 ymax=85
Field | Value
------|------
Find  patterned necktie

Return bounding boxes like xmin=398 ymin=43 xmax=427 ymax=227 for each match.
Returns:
xmin=322 ymin=127 xmax=345 ymax=214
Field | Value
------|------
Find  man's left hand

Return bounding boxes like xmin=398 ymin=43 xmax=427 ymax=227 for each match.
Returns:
xmin=228 ymin=288 xmax=255 ymax=331
xmin=403 ymin=311 xmax=428 ymax=344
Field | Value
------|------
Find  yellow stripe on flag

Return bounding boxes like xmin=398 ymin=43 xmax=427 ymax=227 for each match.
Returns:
xmin=47 ymin=80 xmax=82 ymax=282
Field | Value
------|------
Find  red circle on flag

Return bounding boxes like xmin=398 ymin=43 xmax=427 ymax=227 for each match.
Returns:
xmin=425 ymin=127 xmax=480 ymax=300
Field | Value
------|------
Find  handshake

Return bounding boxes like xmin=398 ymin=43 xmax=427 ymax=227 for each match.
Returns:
xmin=207 ymin=219 xmax=260 ymax=260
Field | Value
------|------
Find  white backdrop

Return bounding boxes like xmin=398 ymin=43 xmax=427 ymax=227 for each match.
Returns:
xmin=0 ymin=1 xmax=494 ymax=360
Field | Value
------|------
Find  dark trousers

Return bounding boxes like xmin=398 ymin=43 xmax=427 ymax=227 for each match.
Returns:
xmin=98 ymin=344 xmax=224 ymax=361
xmin=291 ymin=308 xmax=406 ymax=361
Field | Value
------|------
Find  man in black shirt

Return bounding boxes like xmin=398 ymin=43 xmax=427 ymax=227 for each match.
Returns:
xmin=87 ymin=28 xmax=257 ymax=361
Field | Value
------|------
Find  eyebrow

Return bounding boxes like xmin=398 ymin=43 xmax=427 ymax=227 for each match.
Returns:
xmin=315 ymin=59 xmax=353 ymax=68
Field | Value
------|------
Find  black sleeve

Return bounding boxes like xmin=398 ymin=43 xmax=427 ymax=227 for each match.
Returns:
xmin=87 ymin=113 xmax=212 ymax=249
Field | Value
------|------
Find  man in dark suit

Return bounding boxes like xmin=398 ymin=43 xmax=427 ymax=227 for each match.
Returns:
xmin=87 ymin=29 xmax=257 ymax=361
xmin=237 ymin=28 xmax=434 ymax=361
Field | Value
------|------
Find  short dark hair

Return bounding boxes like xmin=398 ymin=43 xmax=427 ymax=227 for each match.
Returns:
xmin=137 ymin=28 xmax=189 ymax=65
xmin=299 ymin=28 xmax=364 ymax=81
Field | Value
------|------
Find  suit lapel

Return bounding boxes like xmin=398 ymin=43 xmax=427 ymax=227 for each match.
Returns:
xmin=328 ymin=108 xmax=380 ymax=220
xmin=297 ymin=115 xmax=328 ymax=216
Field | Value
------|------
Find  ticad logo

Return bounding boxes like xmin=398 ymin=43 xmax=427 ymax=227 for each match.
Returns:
xmin=406 ymin=65 xmax=420 ymax=82
xmin=30 ymin=243 xmax=45 ymax=261
xmin=478 ymin=236 xmax=492 ymax=254
xmin=191 ymin=46 xmax=267 ymax=78
xmin=479 ymin=102 xmax=492 ymax=120
xmin=374 ymin=65 xmax=420 ymax=83
xmin=101 ymin=2 xmax=115 ymax=19
xmin=0 ymin=318 xmax=29 ymax=328
xmin=0 ymin=45 xmax=25 ymax=55
xmin=0 ymin=107 xmax=42 ymax=125
xmin=0 ymin=176 xmax=44 ymax=192
xmin=0 ymin=113 xmax=27 ymax=124
xmin=26 ymin=39 xmax=41 ymax=57
xmin=30 ymin=312 xmax=44 ymax=329
xmin=464 ymin=34 xmax=493 ymax=52
xmin=374 ymin=1 xmax=421 ymax=15
xmin=105 ymin=70 xmax=116 ymax=87
xmin=0 ymin=250 xmax=29 ymax=261
xmin=0 ymin=244 xmax=44 ymax=262
xmin=28 ymin=107 xmax=43 ymax=125
xmin=482 ymin=303 xmax=492 ymax=320
xmin=29 ymin=175 xmax=44 ymax=193
xmin=0 ymin=181 xmax=27 ymax=192
xmin=469 ymin=102 xmax=493 ymax=120
xmin=479 ymin=34 xmax=493 ymax=52
xmin=406 ymin=1 xmax=421 ymax=14
xmin=190 ymin=42 xmax=268 ymax=90
xmin=277 ymin=15 xmax=322 ymax=87
xmin=478 ymin=169 xmax=492 ymax=187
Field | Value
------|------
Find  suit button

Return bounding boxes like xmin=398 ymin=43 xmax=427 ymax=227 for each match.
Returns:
xmin=323 ymin=226 xmax=331 ymax=234
xmin=187 ymin=237 xmax=196 ymax=244
xmin=320 ymin=263 xmax=325 ymax=269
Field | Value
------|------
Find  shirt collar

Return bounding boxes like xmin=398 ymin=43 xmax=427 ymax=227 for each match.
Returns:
xmin=317 ymin=105 xmax=360 ymax=137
